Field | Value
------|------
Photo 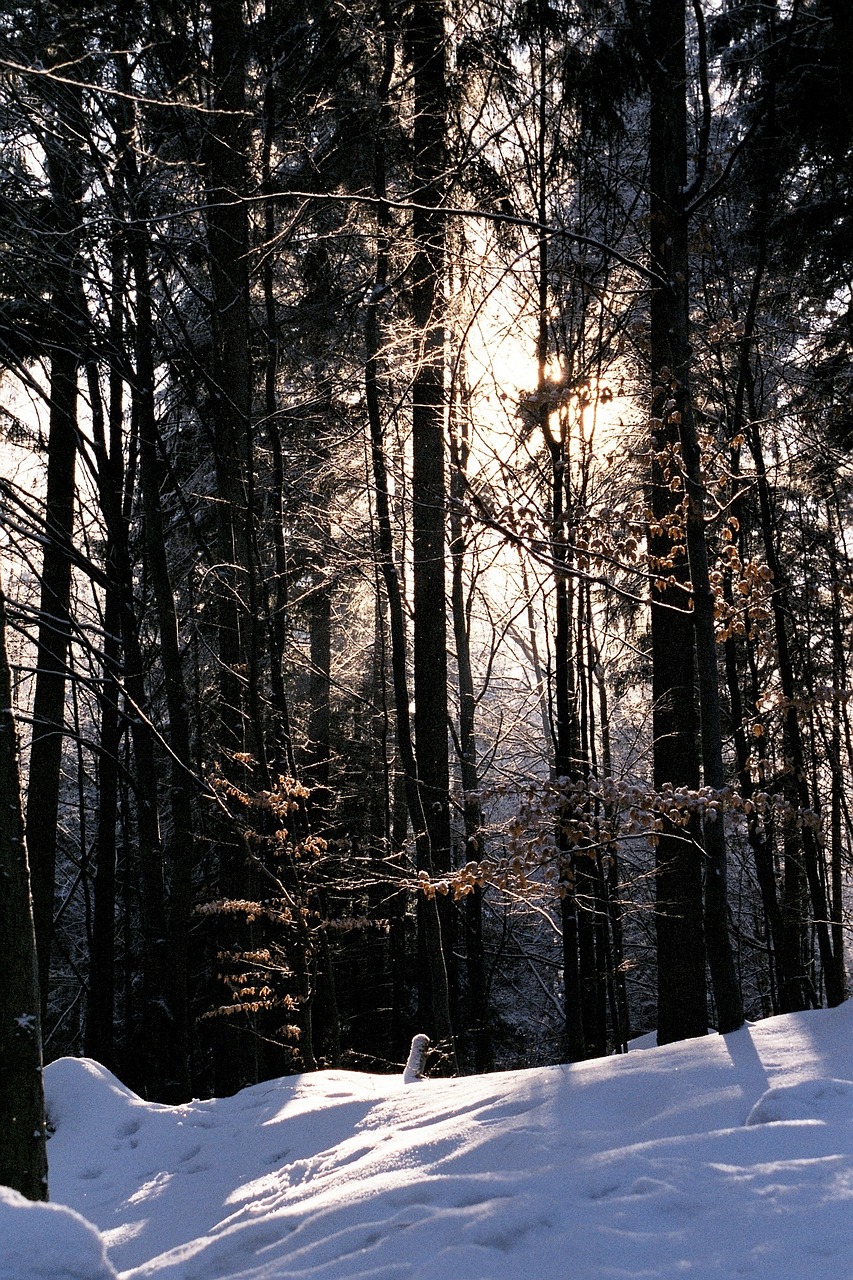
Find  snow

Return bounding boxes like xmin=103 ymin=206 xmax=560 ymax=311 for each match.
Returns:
xmin=3 ymin=1004 xmax=853 ymax=1279
xmin=0 ymin=1187 xmax=116 ymax=1280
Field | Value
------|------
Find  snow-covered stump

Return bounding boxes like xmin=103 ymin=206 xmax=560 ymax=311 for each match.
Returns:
xmin=403 ymin=1034 xmax=430 ymax=1083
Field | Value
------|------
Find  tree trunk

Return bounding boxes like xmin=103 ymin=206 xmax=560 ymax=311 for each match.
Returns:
xmin=409 ymin=0 xmax=457 ymax=1054
xmin=205 ymin=0 xmax=253 ymax=766
xmin=203 ymin=0 xmax=260 ymax=1096
xmin=0 ymin=580 xmax=49 ymax=1201
xmin=747 ymin=421 xmax=845 ymax=1006
xmin=87 ymin=356 xmax=170 ymax=1098
xmin=828 ymin=0 xmax=853 ymax=142
xmin=680 ymin=416 xmax=744 ymax=1032
xmin=526 ymin=23 xmax=586 ymax=1061
xmin=827 ymin=518 xmax=847 ymax=997
xmin=306 ymin=519 xmax=333 ymax=818
xmin=365 ymin=0 xmax=456 ymax=1061
xmin=26 ymin=60 xmax=85 ymax=1015
xmin=722 ymin=613 xmax=788 ymax=1013
xmin=84 ymin=238 xmax=126 ymax=1070
xmin=126 ymin=207 xmax=198 ymax=1097
xmin=449 ymin=363 xmax=493 ymax=1072
xmin=647 ymin=0 xmax=708 ymax=1044
xmin=260 ymin=40 xmax=296 ymax=780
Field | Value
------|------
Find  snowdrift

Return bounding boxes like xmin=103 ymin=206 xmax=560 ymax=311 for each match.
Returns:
xmin=2 ymin=1004 xmax=852 ymax=1279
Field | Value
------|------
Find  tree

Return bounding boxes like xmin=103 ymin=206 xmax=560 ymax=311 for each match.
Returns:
xmin=409 ymin=0 xmax=457 ymax=1056
xmin=641 ymin=0 xmax=744 ymax=1039
xmin=23 ymin=15 xmax=86 ymax=1018
xmin=0 ymin=578 xmax=48 ymax=1201
xmin=703 ymin=0 xmax=850 ymax=1011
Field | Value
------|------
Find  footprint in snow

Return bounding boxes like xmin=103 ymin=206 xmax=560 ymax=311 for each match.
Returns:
xmin=113 ymin=1117 xmax=141 ymax=1149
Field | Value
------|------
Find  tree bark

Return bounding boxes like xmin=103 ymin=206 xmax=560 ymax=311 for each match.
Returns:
xmin=647 ymin=0 xmax=708 ymax=1044
xmin=204 ymin=0 xmax=260 ymax=1095
xmin=409 ymin=0 xmax=457 ymax=1053
xmin=260 ymin=38 xmax=297 ymax=780
xmin=83 ymin=341 xmax=123 ymax=1068
xmin=747 ymin=421 xmax=846 ymax=1006
xmin=526 ymin=21 xmax=586 ymax=1061
xmin=449 ymin=363 xmax=493 ymax=1072
xmin=126 ymin=215 xmax=197 ymax=1095
xmin=827 ymin=518 xmax=847 ymax=999
xmin=679 ymin=406 xmax=744 ymax=1032
xmin=26 ymin=57 xmax=85 ymax=1016
xmin=364 ymin=0 xmax=455 ymax=1059
xmin=86 ymin=354 xmax=170 ymax=1097
xmin=205 ymin=0 xmax=253 ymax=766
xmin=0 ymin=580 xmax=49 ymax=1201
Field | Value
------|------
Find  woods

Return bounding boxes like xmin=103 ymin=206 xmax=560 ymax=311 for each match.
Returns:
xmin=1 ymin=0 xmax=851 ymax=1173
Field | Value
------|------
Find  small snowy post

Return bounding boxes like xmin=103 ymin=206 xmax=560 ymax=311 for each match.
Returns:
xmin=403 ymin=1033 xmax=430 ymax=1083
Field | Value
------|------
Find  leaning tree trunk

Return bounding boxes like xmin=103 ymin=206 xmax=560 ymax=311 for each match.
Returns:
xmin=0 ymin=579 xmax=49 ymax=1201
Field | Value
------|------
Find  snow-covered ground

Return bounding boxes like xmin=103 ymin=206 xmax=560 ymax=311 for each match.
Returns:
xmin=2 ymin=1004 xmax=852 ymax=1279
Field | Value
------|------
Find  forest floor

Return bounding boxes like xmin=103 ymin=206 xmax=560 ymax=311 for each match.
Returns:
xmin=2 ymin=1002 xmax=852 ymax=1279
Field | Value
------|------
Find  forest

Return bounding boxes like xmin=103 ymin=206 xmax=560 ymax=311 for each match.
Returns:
xmin=1 ymin=0 xmax=852 ymax=1199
